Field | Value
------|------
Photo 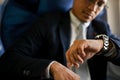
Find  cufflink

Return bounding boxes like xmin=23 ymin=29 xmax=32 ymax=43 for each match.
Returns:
xmin=23 ymin=70 xmax=31 ymax=76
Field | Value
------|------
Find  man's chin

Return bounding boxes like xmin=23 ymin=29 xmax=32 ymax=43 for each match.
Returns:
xmin=81 ymin=18 xmax=92 ymax=22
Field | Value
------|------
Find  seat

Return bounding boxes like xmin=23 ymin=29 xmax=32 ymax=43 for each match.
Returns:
xmin=1 ymin=0 xmax=73 ymax=49
xmin=0 ymin=0 xmax=7 ymax=56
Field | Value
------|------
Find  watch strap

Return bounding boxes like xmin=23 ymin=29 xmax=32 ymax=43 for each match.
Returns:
xmin=95 ymin=34 xmax=109 ymax=55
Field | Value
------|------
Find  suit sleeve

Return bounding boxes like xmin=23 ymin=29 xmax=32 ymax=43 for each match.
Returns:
xmin=0 ymin=19 xmax=53 ymax=79
xmin=101 ymin=21 xmax=120 ymax=66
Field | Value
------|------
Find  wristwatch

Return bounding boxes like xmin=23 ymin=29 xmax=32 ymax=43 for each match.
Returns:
xmin=95 ymin=34 xmax=109 ymax=54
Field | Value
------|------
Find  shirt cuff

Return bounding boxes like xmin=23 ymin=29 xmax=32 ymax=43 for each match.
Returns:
xmin=46 ymin=61 xmax=56 ymax=78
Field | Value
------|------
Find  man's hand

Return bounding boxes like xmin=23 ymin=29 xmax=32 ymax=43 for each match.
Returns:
xmin=50 ymin=61 xmax=80 ymax=80
xmin=66 ymin=39 xmax=103 ymax=68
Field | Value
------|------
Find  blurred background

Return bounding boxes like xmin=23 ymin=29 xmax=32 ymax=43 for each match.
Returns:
xmin=106 ymin=1 xmax=120 ymax=80
xmin=107 ymin=0 xmax=120 ymax=37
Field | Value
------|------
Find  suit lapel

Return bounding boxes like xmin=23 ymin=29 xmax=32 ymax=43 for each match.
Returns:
xmin=59 ymin=12 xmax=71 ymax=53
xmin=87 ymin=23 xmax=97 ymax=39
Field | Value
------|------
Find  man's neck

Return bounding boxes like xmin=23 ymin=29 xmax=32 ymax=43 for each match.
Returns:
xmin=70 ymin=11 xmax=90 ymax=28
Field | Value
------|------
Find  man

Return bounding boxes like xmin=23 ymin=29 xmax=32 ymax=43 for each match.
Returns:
xmin=0 ymin=0 xmax=120 ymax=80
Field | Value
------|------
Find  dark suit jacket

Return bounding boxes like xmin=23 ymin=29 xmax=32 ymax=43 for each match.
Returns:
xmin=0 ymin=11 xmax=120 ymax=80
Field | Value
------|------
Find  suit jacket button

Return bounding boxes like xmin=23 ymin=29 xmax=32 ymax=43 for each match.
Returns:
xmin=23 ymin=70 xmax=31 ymax=76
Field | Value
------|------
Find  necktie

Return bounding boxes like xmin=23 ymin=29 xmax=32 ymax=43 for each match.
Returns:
xmin=71 ymin=25 xmax=91 ymax=80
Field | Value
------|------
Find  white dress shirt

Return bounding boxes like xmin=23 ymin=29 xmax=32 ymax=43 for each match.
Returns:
xmin=70 ymin=11 xmax=91 ymax=80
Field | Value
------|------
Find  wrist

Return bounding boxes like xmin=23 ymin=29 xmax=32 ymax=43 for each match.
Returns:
xmin=50 ymin=61 xmax=61 ymax=77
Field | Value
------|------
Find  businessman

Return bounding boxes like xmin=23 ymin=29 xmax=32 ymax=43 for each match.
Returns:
xmin=0 ymin=0 xmax=120 ymax=80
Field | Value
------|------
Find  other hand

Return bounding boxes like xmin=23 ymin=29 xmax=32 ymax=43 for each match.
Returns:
xmin=50 ymin=61 xmax=80 ymax=80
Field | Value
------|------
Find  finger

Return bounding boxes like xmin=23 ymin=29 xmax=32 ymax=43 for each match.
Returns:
xmin=66 ymin=50 xmax=76 ymax=68
xmin=72 ymin=51 xmax=84 ymax=63
xmin=73 ymin=61 xmax=80 ymax=68
xmin=67 ymin=56 xmax=76 ymax=68
xmin=66 ymin=51 xmax=73 ymax=67
xmin=77 ymin=46 xmax=86 ymax=57
xmin=77 ymin=55 xmax=84 ymax=64
xmin=67 ymin=52 xmax=80 ymax=68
